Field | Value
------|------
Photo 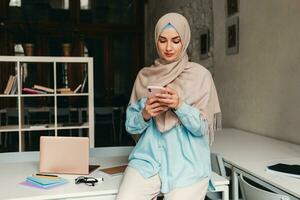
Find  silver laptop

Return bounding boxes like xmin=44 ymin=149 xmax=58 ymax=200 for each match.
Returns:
xmin=40 ymin=136 xmax=90 ymax=175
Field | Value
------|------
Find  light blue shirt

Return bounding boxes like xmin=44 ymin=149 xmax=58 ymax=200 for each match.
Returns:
xmin=125 ymin=97 xmax=214 ymax=193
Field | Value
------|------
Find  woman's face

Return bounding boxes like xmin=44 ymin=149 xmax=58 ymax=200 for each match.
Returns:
xmin=157 ymin=28 xmax=183 ymax=62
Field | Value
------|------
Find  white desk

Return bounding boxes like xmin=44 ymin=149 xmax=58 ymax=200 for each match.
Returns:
xmin=211 ymin=128 xmax=300 ymax=200
xmin=0 ymin=146 xmax=229 ymax=200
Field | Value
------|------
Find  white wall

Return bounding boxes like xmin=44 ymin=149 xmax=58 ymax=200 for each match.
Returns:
xmin=213 ymin=0 xmax=300 ymax=144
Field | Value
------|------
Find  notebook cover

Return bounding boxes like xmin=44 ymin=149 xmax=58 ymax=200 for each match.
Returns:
xmin=267 ymin=163 xmax=300 ymax=176
xmin=26 ymin=176 xmax=67 ymax=185
xmin=25 ymin=179 xmax=68 ymax=188
xmin=100 ymin=165 xmax=127 ymax=175
xmin=89 ymin=165 xmax=100 ymax=173
xmin=22 ymin=88 xmax=46 ymax=94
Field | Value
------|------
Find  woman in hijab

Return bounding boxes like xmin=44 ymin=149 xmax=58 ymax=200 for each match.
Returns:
xmin=117 ymin=12 xmax=221 ymax=200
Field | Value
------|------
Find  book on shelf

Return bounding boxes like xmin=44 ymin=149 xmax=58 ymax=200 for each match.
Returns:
xmin=3 ymin=75 xmax=15 ymax=95
xmin=73 ymin=84 xmax=82 ymax=93
xmin=33 ymin=84 xmax=54 ymax=93
xmin=57 ymin=84 xmax=83 ymax=94
xmin=22 ymin=88 xmax=47 ymax=94
xmin=60 ymin=91 xmax=73 ymax=94
xmin=10 ymin=76 xmax=18 ymax=95
xmin=80 ymin=74 xmax=88 ymax=93
xmin=3 ymin=75 xmax=13 ymax=94
xmin=57 ymin=88 xmax=71 ymax=92
xmin=57 ymin=88 xmax=72 ymax=93
xmin=266 ymin=163 xmax=300 ymax=179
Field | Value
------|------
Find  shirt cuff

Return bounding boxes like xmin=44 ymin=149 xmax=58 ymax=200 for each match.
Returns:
xmin=173 ymin=101 xmax=191 ymax=116
xmin=138 ymin=110 xmax=151 ymax=128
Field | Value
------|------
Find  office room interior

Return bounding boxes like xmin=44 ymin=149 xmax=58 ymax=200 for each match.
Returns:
xmin=0 ymin=0 xmax=299 ymax=200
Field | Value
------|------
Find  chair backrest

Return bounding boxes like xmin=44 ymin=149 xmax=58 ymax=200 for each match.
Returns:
xmin=207 ymin=153 xmax=227 ymax=200
xmin=57 ymin=108 xmax=70 ymax=116
xmin=239 ymin=175 xmax=290 ymax=200
xmin=6 ymin=108 xmax=19 ymax=118
xmin=95 ymin=107 xmax=115 ymax=115
xmin=6 ymin=108 xmax=29 ymax=123
xmin=94 ymin=107 xmax=116 ymax=124
xmin=211 ymin=153 xmax=227 ymax=177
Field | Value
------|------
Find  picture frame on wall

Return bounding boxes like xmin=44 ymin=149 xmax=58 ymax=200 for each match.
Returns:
xmin=227 ymin=0 xmax=239 ymax=16
xmin=200 ymin=29 xmax=210 ymax=59
xmin=226 ymin=16 xmax=239 ymax=55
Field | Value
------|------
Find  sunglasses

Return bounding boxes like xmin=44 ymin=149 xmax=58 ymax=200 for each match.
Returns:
xmin=75 ymin=176 xmax=98 ymax=186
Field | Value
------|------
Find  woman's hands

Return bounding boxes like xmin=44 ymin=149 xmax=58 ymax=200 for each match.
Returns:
xmin=142 ymin=97 xmax=169 ymax=121
xmin=156 ymin=87 xmax=181 ymax=110
xmin=142 ymin=87 xmax=181 ymax=121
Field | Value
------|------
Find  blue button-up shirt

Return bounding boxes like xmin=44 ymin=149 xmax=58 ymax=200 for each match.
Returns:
xmin=125 ymin=97 xmax=214 ymax=193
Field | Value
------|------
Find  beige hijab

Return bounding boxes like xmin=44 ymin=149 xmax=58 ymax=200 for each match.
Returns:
xmin=129 ymin=13 xmax=221 ymax=143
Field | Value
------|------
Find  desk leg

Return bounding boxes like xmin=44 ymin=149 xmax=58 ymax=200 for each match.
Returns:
xmin=222 ymin=186 xmax=229 ymax=200
xmin=211 ymin=185 xmax=229 ymax=200
xmin=231 ymin=169 xmax=239 ymax=200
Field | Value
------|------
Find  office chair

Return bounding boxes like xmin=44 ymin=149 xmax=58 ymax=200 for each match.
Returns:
xmin=55 ymin=107 xmax=72 ymax=135
xmin=28 ymin=107 xmax=54 ymax=139
xmin=211 ymin=153 xmax=227 ymax=177
xmin=5 ymin=108 xmax=30 ymax=148
xmin=115 ymin=106 xmax=125 ymax=145
xmin=95 ymin=107 xmax=117 ymax=145
xmin=207 ymin=153 xmax=229 ymax=200
xmin=239 ymin=175 xmax=290 ymax=200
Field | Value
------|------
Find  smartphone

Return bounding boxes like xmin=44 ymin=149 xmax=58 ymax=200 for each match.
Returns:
xmin=147 ymin=86 xmax=166 ymax=97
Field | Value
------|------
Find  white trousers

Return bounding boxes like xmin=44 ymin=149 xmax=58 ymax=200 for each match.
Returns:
xmin=116 ymin=166 xmax=209 ymax=200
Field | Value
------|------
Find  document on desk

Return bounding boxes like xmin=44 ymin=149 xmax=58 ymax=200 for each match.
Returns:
xmin=100 ymin=165 xmax=128 ymax=176
xmin=266 ymin=163 xmax=300 ymax=179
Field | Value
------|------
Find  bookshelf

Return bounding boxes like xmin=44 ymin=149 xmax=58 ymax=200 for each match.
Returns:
xmin=0 ymin=56 xmax=94 ymax=152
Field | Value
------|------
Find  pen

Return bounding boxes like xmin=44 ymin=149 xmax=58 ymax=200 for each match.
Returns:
xmin=34 ymin=173 xmax=59 ymax=178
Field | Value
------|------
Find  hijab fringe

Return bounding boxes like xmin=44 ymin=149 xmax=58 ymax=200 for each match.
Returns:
xmin=208 ymin=112 xmax=222 ymax=145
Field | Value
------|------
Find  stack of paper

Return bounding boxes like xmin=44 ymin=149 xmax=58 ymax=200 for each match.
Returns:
xmin=25 ymin=175 xmax=68 ymax=188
